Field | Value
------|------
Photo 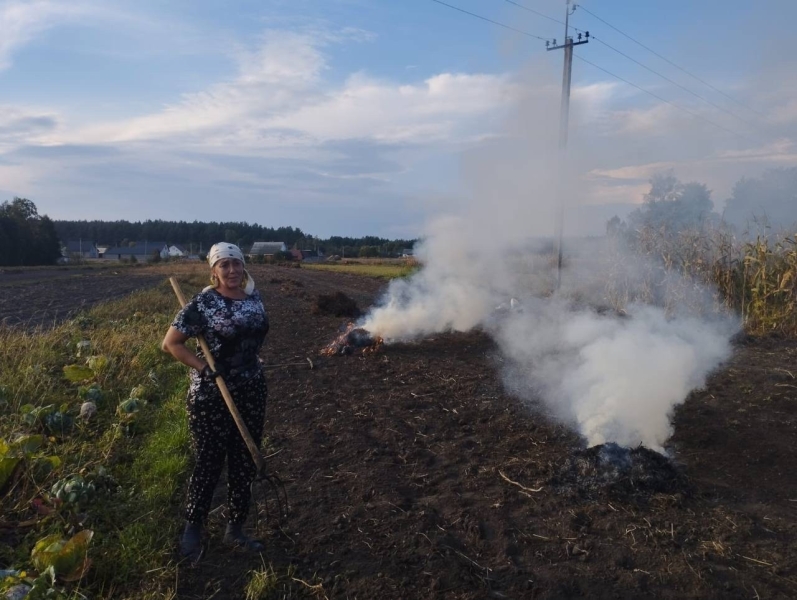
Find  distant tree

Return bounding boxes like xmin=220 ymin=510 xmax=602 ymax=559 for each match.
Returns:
xmin=606 ymin=215 xmax=626 ymax=237
xmin=2 ymin=197 xmax=38 ymax=221
xmin=35 ymin=216 xmax=61 ymax=264
xmin=627 ymin=172 xmax=716 ymax=235
xmin=50 ymin=217 xmax=418 ymax=260
xmin=723 ymin=167 xmax=797 ymax=232
xmin=0 ymin=198 xmax=61 ymax=266
xmin=274 ymin=251 xmax=293 ymax=262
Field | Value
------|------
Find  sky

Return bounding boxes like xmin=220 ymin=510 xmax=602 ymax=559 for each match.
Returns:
xmin=1 ymin=0 xmax=796 ymax=238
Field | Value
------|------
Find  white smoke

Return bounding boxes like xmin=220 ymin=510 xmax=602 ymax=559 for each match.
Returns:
xmin=359 ymin=74 xmax=739 ymax=453
xmin=363 ymin=242 xmax=735 ymax=451
xmin=493 ymin=303 xmax=734 ymax=452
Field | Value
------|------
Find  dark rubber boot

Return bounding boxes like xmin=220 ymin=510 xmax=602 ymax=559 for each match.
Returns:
xmin=180 ymin=522 xmax=202 ymax=560
xmin=223 ymin=522 xmax=265 ymax=552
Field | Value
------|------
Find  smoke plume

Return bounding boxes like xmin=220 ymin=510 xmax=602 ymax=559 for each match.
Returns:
xmin=360 ymin=77 xmax=738 ymax=453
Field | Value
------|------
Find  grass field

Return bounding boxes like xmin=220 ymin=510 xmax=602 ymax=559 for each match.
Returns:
xmin=0 ymin=276 xmax=205 ymax=599
xmin=301 ymin=259 xmax=417 ymax=279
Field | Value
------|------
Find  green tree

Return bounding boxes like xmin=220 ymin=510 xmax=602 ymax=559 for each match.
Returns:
xmin=628 ymin=173 xmax=716 ymax=234
xmin=723 ymin=167 xmax=797 ymax=231
xmin=0 ymin=198 xmax=62 ymax=266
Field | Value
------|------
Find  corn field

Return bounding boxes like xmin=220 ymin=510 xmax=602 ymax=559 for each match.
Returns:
xmin=605 ymin=224 xmax=797 ymax=335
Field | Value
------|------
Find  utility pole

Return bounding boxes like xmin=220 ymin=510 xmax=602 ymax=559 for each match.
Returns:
xmin=546 ymin=1 xmax=588 ymax=289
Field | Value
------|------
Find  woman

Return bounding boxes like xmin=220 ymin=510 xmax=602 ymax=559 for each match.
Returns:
xmin=162 ymin=243 xmax=269 ymax=558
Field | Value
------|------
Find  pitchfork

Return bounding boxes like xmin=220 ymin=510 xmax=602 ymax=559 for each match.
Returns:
xmin=170 ymin=277 xmax=289 ymax=532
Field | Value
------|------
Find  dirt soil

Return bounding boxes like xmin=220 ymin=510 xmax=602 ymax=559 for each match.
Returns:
xmin=5 ymin=264 xmax=797 ymax=598
xmin=0 ymin=265 xmax=165 ymax=328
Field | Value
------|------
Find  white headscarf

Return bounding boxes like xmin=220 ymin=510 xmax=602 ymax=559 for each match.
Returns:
xmin=207 ymin=243 xmax=245 ymax=267
xmin=205 ymin=242 xmax=255 ymax=295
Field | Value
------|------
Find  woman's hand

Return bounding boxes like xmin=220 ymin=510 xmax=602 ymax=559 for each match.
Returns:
xmin=200 ymin=364 xmax=227 ymax=381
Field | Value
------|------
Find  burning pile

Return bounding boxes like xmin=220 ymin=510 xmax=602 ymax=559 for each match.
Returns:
xmin=321 ymin=323 xmax=383 ymax=356
xmin=551 ymin=443 xmax=690 ymax=499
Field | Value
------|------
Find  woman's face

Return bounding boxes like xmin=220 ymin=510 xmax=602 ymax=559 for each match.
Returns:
xmin=212 ymin=258 xmax=244 ymax=290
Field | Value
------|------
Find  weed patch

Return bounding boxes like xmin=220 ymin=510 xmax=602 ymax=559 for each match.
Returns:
xmin=0 ymin=277 xmax=207 ymax=598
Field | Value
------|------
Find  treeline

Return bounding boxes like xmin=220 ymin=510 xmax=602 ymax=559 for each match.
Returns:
xmin=608 ymin=167 xmax=797 ymax=237
xmin=52 ymin=219 xmax=416 ymax=258
xmin=53 ymin=219 xmax=306 ymax=252
xmin=0 ymin=198 xmax=61 ymax=266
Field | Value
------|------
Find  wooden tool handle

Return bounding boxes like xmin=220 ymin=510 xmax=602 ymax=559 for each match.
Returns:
xmin=169 ymin=277 xmax=265 ymax=473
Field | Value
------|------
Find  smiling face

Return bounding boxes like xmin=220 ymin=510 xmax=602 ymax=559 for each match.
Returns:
xmin=212 ymin=257 xmax=245 ymax=292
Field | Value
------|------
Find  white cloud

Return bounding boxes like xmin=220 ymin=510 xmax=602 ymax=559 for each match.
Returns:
xmin=589 ymin=161 xmax=676 ymax=182
xmin=0 ymin=0 xmax=89 ymax=69
xmin=716 ymin=139 xmax=797 ymax=163
xmin=269 ymin=72 xmax=516 ymax=144
xmin=60 ymin=32 xmax=516 ymax=151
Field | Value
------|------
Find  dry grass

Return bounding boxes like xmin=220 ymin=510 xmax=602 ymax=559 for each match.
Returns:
xmin=608 ymin=224 xmax=797 ymax=335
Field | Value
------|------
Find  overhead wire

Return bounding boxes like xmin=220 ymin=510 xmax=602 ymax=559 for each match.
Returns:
xmin=501 ymin=0 xmax=586 ymax=35
xmin=574 ymin=55 xmax=751 ymax=141
xmin=427 ymin=0 xmax=752 ymax=140
xmin=428 ymin=0 xmax=549 ymax=41
xmin=501 ymin=0 xmax=566 ymax=29
xmin=503 ymin=0 xmax=758 ymax=127
xmin=575 ymin=4 xmax=766 ymax=118
xmin=589 ymin=36 xmax=757 ymax=129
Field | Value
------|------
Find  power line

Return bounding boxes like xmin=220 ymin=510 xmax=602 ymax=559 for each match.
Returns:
xmin=575 ymin=4 xmax=766 ymax=118
xmin=590 ymin=36 xmax=757 ymax=129
xmin=428 ymin=0 xmax=548 ymax=41
xmin=574 ymin=55 xmax=751 ymax=141
xmin=428 ymin=0 xmax=751 ymax=141
xmin=502 ymin=0 xmax=586 ymax=34
xmin=502 ymin=0 xmax=565 ymax=28
xmin=503 ymin=0 xmax=755 ymax=129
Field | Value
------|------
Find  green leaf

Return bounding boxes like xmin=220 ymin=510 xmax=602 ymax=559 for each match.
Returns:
xmin=0 ymin=456 xmax=21 ymax=492
xmin=118 ymin=398 xmax=144 ymax=414
xmin=9 ymin=434 xmax=44 ymax=455
xmin=62 ymin=365 xmax=94 ymax=383
xmin=86 ymin=355 xmax=109 ymax=373
xmin=31 ymin=455 xmax=61 ymax=478
xmin=31 ymin=530 xmax=92 ymax=580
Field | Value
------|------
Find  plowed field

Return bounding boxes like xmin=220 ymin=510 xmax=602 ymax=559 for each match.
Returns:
xmin=3 ymin=264 xmax=795 ymax=599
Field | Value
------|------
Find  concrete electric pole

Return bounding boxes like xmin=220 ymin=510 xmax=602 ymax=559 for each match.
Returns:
xmin=546 ymin=0 xmax=588 ymax=289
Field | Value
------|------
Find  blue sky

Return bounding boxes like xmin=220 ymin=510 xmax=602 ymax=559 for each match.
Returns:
xmin=1 ymin=0 xmax=796 ymax=238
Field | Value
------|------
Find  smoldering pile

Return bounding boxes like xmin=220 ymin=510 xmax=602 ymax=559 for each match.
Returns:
xmin=550 ymin=443 xmax=690 ymax=500
xmin=321 ymin=323 xmax=383 ymax=356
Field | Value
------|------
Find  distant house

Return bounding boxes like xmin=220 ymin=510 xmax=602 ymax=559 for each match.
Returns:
xmin=248 ymin=242 xmax=287 ymax=258
xmin=168 ymin=244 xmax=187 ymax=258
xmin=63 ymin=240 xmax=98 ymax=259
xmin=101 ymin=241 xmax=169 ymax=261
xmin=290 ymin=249 xmax=325 ymax=263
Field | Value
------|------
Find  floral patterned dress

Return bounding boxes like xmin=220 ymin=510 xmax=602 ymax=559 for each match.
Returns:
xmin=171 ymin=288 xmax=269 ymax=524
